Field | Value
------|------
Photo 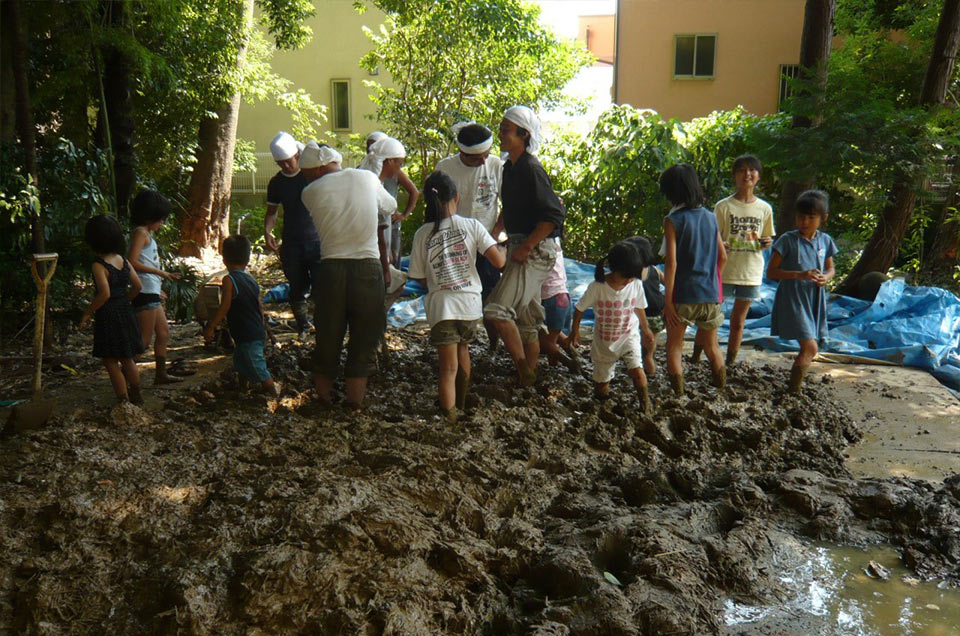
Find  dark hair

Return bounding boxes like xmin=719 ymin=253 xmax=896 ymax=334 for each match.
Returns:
xmin=222 ymin=234 xmax=251 ymax=267
xmin=623 ymin=235 xmax=656 ymax=267
xmin=85 ymin=215 xmax=126 ymax=255
xmin=457 ymin=124 xmax=493 ymax=147
xmin=422 ymin=171 xmax=458 ymax=240
xmin=659 ymin=163 xmax=704 ymax=210
xmin=130 ymin=190 xmax=172 ymax=226
xmin=795 ymin=189 xmax=829 ymax=219
xmin=516 ymin=125 xmax=531 ymax=148
xmin=595 ymin=239 xmax=647 ymax=282
xmin=732 ymin=154 xmax=762 ymax=176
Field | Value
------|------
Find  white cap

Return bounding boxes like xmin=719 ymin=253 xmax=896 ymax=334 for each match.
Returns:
xmin=299 ymin=141 xmax=342 ymax=169
xmin=502 ymin=105 xmax=542 ymax=155
xmin=359 ymin=137 xmax=406 ymax=175
xmin=270 ymin=131 xmax=300 ymax=161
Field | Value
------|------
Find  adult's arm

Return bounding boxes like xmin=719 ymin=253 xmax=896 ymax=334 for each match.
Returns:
xmin=264 ymin=203 xmax=280 ymax=253
xmin=393 ymin=169 xmax=420 ymax=222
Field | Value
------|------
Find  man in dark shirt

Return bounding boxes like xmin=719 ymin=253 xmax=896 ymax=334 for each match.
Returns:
xmin=484 ymin=106 xmax=565 ymax=386
xmin=263 ymin=131 xmax=322 ymax=337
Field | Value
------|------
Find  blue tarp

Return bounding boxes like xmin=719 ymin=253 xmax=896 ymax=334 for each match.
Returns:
xmin=387 ymin=255 xmax=960 ymax=391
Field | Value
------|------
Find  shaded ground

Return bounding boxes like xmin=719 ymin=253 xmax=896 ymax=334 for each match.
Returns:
xmin=1 ymin=322 xmax=959 ymax=635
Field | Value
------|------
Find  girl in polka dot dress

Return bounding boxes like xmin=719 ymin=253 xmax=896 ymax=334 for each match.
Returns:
xmin=569 ymin=239 xmax=656 ymax=413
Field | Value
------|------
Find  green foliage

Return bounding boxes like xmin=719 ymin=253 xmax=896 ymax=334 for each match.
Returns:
xmin=542 ymin=106 xmax=782 ymax=261
xmin=356 ymin=0 xmax=593 ymax=186
xmin=161 ymin=258 xmax=203 ymax=323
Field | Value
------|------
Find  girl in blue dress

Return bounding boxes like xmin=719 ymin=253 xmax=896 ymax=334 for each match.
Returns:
xmin=766 ymin=190 xmax=837 ymax=393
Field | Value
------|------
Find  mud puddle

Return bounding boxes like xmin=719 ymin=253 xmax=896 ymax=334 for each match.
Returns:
xmin=724 ymin=544 xmax=960 ymax=635
xmin=1 ymin=325 xmax=958 ymax=634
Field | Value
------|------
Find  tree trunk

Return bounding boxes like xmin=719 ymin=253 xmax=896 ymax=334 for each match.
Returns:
xmin=4 ymin=0 xmax=43 ymax=254
xmin=776 ymin=0 xmax=836 ymax=235
xmin=101 ymin=0 xmax=137 ymax=220
xmin=178 ymin=0 xmax=252 ymax=257
xmin=922 ymin=157 xmax=960 ymax=279
xmin=0 ymin=2 xmax=17 ymax=144
xmin=837 ymin=0 xmax=960 ymax=295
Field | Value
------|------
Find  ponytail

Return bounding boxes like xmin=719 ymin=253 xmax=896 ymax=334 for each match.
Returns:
xmin=422 ymin=171 xmax=458 ymax=241
xmin=594 ymin=257 xmax=607 ymax=283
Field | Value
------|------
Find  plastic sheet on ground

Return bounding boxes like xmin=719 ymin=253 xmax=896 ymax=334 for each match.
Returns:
xmin=387 ymin=256 xmax=960 ymax=391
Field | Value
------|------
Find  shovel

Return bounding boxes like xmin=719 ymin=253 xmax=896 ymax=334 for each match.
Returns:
xmin=7 ymin=253 xmax=58 ymax=432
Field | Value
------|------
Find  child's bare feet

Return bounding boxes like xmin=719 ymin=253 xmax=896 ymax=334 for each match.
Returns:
xmin=594 ymin=383 xmax=610 ymax=400
xmin=518 ymin=366 xmax=537 ymax=387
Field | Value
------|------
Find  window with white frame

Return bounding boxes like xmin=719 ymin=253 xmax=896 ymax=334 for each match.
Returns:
xmin=331 ymin=79 xmax=351 ymax=131
xmin=674 ymin=34 xmax=716 ymax=79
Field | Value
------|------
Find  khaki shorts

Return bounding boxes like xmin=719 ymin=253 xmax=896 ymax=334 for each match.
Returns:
xmin=676 ymin=302 xmax=723 ymax=329
xmin=430 ymin=319 xmax=479 ymax=346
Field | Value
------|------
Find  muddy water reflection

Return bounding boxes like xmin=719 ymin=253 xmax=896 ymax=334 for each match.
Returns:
xmin=725 ymin=544 xmax=960 ymax=634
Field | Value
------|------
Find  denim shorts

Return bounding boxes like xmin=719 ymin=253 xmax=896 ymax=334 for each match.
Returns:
xmin=542 ymin=292 xmax=572 ymax=333
xmin=234 ymin=340 xmax=271 ymax=383
xmin=132 ymin=293 xmax=162 ymax=313
xmin=722 ymin=283 xmax=761 ymax=300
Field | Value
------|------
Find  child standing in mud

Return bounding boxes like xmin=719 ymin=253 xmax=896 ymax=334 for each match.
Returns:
xmin=696 ymin=155 xmax=774 ymax=366
xmin=569 ymin=239 xmax=656 ymax=413
xmin=538 ymin=246 xmax=579 ymax=372
xmin=408 ymin=171 xmax=506 ymax=422
xmin=128 ymin=190 xmax=183 ymax=384
xmin=660 ymin=164 xmax=727 ymax=396
xmin=79 ymin=215 xmax=146 ymax=405
xmin=203 ymin=235 xmax=278 ymax=396
xmin=766 ymin=190 xmax=836 ymax=393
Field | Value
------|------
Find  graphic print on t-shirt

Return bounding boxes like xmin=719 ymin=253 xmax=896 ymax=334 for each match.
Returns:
xmin=728 ymin=214 xmax=763 ymax=252
xmin=428 ymin=228 xmax=475 ymax=292
xmin=475 ymin=176 xmax=496 ymax=211
xmin=595 ymin=297 xmax=640 ymax=342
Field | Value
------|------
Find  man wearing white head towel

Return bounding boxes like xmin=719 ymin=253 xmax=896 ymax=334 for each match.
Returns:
xmin=436 ymin=122 xmax=504 ymax=346
xmin=263 ymin=131 xmax=321 ymax=337
xmin=360 ymin=135 xmax=420 ymax=268
xmin=484 ymin=105 xmax=565 ymax=386
xmin=299 ymin=141 xmax=396 ymax=408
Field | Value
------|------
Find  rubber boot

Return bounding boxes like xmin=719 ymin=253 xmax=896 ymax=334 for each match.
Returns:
xmin=637 ymin=383 xmax=652 ymax=414
xmin=711 ymin=365 xmax=726 ymax=389
xmin=691 ymin=343 xmax=703 ymax=363
xmin=725 ymin=344 xmax=739 ymax=366
xmin=455 ymin=369 xmax=470 ymax=410
xmin=155 ymin=356 xmax=181 ymax=385
xmin=129 ymin=384 xmax=144 ymax=406
xmin=669 ymin=373 xmax=685 ymax=397
xmin=292 ymin=300 xmax=311 ymax=336
xmin=789 ymin=364 xmax=808 ymax=394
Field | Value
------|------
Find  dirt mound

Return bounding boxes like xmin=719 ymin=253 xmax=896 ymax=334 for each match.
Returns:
xmin=1 ymin=329 xmax=957 ymax=634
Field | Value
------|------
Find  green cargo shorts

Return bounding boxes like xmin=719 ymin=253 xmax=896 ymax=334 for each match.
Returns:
xmin=430 ymin=319 xmax=480 ymax=347
xmin=676 ymin=302 xmax=723 ymax=329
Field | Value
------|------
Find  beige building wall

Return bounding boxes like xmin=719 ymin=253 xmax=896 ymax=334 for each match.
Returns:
xmin=578 ymin=14 xmax=616 ymax=64
xmin=614 ymin=0 xmax=805 ymax=121
xmin=236 ymin=1 xmax=389 ymax=158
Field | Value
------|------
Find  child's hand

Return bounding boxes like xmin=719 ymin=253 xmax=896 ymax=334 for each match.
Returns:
xmin=79 ymin=314 xmax=91 ymax=329
xmin=664 ymin=303 xmax=684 ymax=329
xmin=391 ymin=212 xmax=403 ymax=223
xmin=759 ymin=236 xmax=773 ymax=248
xmin=164 ymin=271 xmax=182 ymax=281
xmin=569 ymin=330 xmax=581 ymax=349
xmin=814 ymin=272 xmax=828 ymax=287
xmin=202 ymin=326 xmax=214 ymax=343
xmin=802 ymin=269 xmax=821 ymax=282
xmin=160 ymin=289 xmax=168 ymax=300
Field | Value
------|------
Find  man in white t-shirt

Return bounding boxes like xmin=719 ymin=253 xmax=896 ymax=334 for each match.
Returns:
xmin=299 ymin=142 xmax=397 ymax=409
xmin=436 ymin=123 xmax=504 ymax=307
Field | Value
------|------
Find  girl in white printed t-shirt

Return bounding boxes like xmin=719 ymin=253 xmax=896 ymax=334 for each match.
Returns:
xmin=569 ymin=238 xmax=656 ymax=413
xmin=408 ymin=171 xmax=505 ymax=423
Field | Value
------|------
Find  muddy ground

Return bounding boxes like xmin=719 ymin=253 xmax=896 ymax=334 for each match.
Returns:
xmin=1 ymin=322 xmax=959 ymax=635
